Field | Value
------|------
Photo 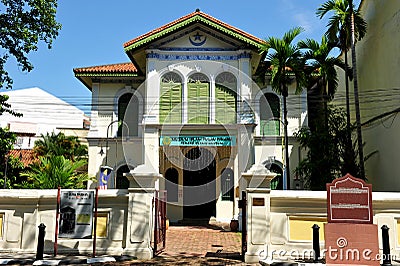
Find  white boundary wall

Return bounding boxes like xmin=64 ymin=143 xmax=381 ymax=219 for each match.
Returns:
xmin=264 ymin=190 xmax=400 ymax=261
xmin=0 ymin=189 xmax=155 ymax=259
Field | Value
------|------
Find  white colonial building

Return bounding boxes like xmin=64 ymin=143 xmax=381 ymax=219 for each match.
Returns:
xmin=74 ymin=10 xmax=308 ymax=222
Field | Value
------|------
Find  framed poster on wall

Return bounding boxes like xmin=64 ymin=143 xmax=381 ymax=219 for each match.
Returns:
xmin=59 ymin=190 xmax=94 ymax=239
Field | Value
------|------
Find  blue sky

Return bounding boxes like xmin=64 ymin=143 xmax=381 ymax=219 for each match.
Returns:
xmin=3 ymin=0 xmax=335 ymax=114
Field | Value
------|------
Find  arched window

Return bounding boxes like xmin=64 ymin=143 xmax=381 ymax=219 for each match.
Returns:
xmin=260 ymin=92 xmax=280 ymax=135
xmin=215 ymin=72 xmax=237 ymax=124
xmin=116 ymin=165 xmax=130 ymax=189
xmin=160 ymin=72 xmax=182 ymax=124
xmin=165 ymin=168 xmax=179 ymax=202
xmin=221 ymin=168 xmax=234 ymax=201
xmin=188 ymin=73 xmax=209 ymax=124
xmin=118 ymin=93 xmax=139 ymax=136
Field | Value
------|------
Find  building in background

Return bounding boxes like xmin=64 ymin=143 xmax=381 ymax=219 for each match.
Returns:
xmin=0 ymin=87 xmax=89 ymax=153
xmin=74 ymin=10 xmax=308 ymax=222
xmin=336 ymin=0 xmax=400 ymax=191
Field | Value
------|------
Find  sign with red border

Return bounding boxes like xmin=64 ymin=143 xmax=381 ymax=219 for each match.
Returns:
xmin=327 ymin=174 xmax=372 ymax=224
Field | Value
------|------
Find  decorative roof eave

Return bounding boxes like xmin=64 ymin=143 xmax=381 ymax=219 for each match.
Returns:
xmin=73 ymin=62 xmax=141 ymax=90
xmin=74 ymin=73 xmax=138 ymax=77
xmin=73 ymin=62 xmax=138 ymax=76
xmin=124 ymin=13 xmax=266 ymax=53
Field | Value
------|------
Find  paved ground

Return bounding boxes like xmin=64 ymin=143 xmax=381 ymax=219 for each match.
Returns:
xmin=0 ymin=223 xmax=255 ymax=265
xmin=113 ymin=223 xmax=254 ymax=265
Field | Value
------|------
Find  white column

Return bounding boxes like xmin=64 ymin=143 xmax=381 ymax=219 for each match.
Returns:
xmin=182 ymin=76 xmax=188 ymax=124
xmin=88 ymin=82 xmax=100 ymax=138
xmin=210 ymin=74 xmax=216 ymax=123
xmin=143 ymin=127 xmax=159 ymax=169
xmin=241 ymin=164 xmax=276 ymax=263
xmin=245 ymin=188 xmax=271 ymax=263
xmin=123 ymin=165 xmax=161 ymax=259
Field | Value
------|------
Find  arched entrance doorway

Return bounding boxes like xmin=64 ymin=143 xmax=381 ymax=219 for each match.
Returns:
xmin=266 ymin=162 xmax=283 ymax=190
xmin=183 ymin=147 xmax=216 ymax=219
xmin=116 ymin=165 xmax=130 ymax=189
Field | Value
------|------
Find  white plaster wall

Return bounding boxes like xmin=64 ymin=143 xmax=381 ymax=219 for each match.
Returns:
xmin=87 ymin=81 xmax=145 ymax=188
xmin=0 ymin=190 xmax=130 ymax=255
xmin=267 ymin=190 xmax=400 ymax=260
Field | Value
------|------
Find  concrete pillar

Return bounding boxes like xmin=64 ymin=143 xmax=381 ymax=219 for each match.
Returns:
xmin=123 ymin=164 xmax=161 ymax=259
xmin=241 ymin=164 xmax=276 ymax=263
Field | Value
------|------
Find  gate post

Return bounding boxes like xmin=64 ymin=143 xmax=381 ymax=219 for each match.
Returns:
xmin=241 ymin=164 xmax=276 ymax=263
xmin=123 ymin=164 xmax=161 ymax=260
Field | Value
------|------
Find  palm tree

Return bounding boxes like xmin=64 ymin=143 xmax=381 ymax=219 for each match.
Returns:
xmin=298 ymin=36 xmax=359 ymax=183
xmin=317 ymin=0 xmax=367 ymax=179
xmin=260 ymin=27 xmax=307 ymax=189
xmin=20 ymin=156 xmax=91 ymax=189
xmin=298 ymin=36 xmax=345 ymax=128
xmin=34 ymin=132 xmax=87 ymax=161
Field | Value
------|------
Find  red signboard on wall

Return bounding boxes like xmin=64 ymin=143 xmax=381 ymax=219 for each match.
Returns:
xmin=327 ymin=173 xmax=373 ymax=224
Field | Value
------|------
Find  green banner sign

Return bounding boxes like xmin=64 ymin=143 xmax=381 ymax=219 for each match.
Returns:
xmin=160 ymin=136 xmax=236 ymax=146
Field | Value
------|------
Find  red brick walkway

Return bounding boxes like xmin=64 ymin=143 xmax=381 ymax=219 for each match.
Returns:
xmin=114 ymin=224 xmax=254 ymax=265
xmin=162 ymin=225 xmax=242 ymax=257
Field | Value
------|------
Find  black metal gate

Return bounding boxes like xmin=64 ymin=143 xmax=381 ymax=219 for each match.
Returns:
xmin=153 ymin=190 xmax=167 ymax=256
xmin=240 ymin=191 xmax=247 ymax=260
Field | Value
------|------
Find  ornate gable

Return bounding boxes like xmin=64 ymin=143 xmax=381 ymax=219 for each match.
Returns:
xmin=157 ymin=28 xmax=237 ymax=50
xmin=124 ymin=9 xmax=266 ymax=74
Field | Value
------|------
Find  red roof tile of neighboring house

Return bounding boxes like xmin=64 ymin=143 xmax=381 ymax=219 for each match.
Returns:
xmin=8 ymin=149 xmax=38 ymax=167
xmin=73 ymin=62 xmax=137 ymax=75
xmin=123 ymin=9 xmax=266 ymax=50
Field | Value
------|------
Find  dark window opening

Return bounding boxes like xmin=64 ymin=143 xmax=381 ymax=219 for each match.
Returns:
xmin=116 ymin=165 xmax=130 ymax=189
xmin=165 ymin=168 xmax=179 ymax=202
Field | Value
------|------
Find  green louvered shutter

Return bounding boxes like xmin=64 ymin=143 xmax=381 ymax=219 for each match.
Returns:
xmin=188 ymin=82 xmax=209 ymax=124
xmin=215 ymin=85 xmax=236 ymax=124
xmin=260 ymin=93 xmax=280 ymax=135
xmin=159 ymin=82 xmax=182 ymax=124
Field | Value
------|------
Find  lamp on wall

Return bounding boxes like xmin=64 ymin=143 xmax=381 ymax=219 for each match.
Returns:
xmin=99 ymin=142 xmax=105 ymax=156
xmin=104 ymin=120 xmax=130 ymax=166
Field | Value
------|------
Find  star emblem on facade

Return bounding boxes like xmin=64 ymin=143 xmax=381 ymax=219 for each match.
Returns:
xmin=193 ymin=32 xmax=203 ymax=41
xmin=189 ymin=32 xmax=207 ymax=46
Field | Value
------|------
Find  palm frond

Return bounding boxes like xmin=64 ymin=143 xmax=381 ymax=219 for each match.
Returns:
xmin=316 ymin=0 xmax=337 ymax=18
xmin=283 ymin=27 xmax=304 ymax=44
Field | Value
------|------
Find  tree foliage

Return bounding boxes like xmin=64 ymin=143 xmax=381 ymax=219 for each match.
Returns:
xmin=33 ymin=132 xmax=87 ymax=161
xmin=20 ymin=156 xmax=90 ymax=189
xmin=0 ymin=0 xmax=61 ymax=117
xmin=0 ymin=126 xmax=18 ymax=188
xmin=295 ymin=106 xmax=361 ymax=190
xmin=0 ymin=0 xmax=61 ymax=90
xmin=316 ymin=0 xmax=367 ymax=51
xmin=299 ymin=36 xmax=344 ymax=101
xmin=20 ymin=132 xmax=91 ymax=189
xmin=317 ymin=0 xmax=368 ymax=179
xmin=0 ymin=95 xmax=23 ymax=188
xmin=260 ymin=27 xmax=307 ymax=96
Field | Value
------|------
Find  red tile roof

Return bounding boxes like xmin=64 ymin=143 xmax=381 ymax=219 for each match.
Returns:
xmin=8 ymin=149 xmax=38 ymax=167
xmin=73 ymin=62 xmax=137 ymax=75
xmin=123 ymin=9 xmax=266 ymax=49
